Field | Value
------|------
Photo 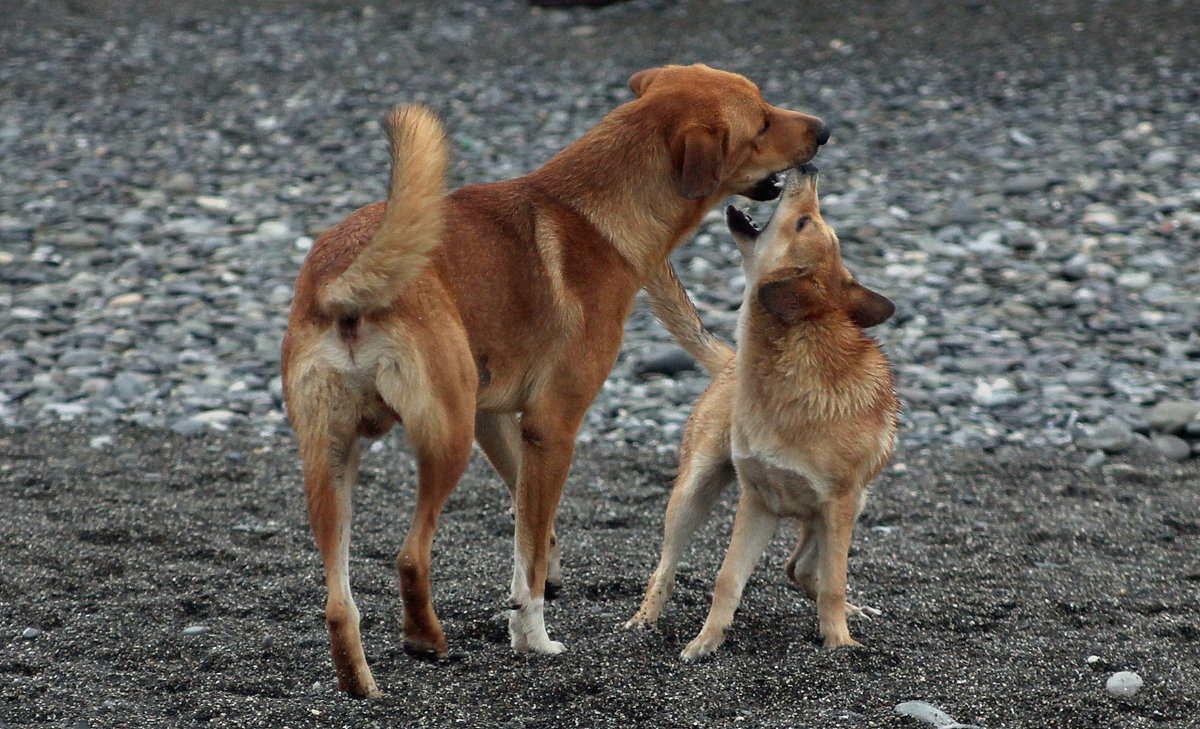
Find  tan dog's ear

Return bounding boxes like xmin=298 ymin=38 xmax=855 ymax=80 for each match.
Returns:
xmin=627 ymin=68 xmax=660 ymax=98
xmin=846 ymin=283 xmax=895 ymax=328
xmin=757 ymin=267 xmax=818 ymax=325
xmin=672 ymin=126 xmax=725 ymax=200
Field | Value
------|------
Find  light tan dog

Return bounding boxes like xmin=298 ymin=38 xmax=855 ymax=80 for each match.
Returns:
xmin=281 ymin=64 xmax=829 ymax=696
xmin=626 ymin=165 xmax=898 ymax=660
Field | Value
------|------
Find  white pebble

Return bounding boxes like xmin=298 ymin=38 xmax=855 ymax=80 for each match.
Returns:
xmin=1106 ymin=671 xmax=1143 ymax=697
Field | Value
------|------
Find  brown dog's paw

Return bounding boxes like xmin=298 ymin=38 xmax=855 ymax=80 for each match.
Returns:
xmin=402 ymin=637 xmax=450 ymax=662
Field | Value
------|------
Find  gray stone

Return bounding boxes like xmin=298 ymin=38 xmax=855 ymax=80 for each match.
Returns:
xmin=635 ymin=346 xmax=697 ymax=378
xmin=112 ymin=372 xmax=153 ymax=402
xmin=1084 ymin=418 xmax=1137 ymax=454
xmin=1151 ymin=433 xmax=1191 ymax=462
xmin=1146 ymin=400 xmax=1200 ymax=434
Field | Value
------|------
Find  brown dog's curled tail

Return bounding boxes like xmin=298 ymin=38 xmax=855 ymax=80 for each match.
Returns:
xmin=645 ymin=261 xmax=734 ymax=375
xmin=317 ymin=105 xmax=448 ymax=317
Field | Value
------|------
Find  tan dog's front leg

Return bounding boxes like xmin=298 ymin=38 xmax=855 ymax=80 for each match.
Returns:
xmin=627 ymin=454 xmax=733 ymax=629
xmin=507 ymin=407 xmax=583 ymax=654
xmin=682 ymin=487 xmax=779 ymax=661
xmin=815 ymin=493 xmax=863 ymax=648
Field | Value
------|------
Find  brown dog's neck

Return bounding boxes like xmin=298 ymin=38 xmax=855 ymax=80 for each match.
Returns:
xmin=528 ymin=106 xmax=710 ymax=280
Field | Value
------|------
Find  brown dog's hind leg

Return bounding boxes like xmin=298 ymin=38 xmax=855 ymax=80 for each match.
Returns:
xmin=293 ymin=374 xmax=381 ymax=698
xmin=475 ymin=412 xmax=563 ymax=598
xmin=376 ymin=358 xmax=475 ymax=659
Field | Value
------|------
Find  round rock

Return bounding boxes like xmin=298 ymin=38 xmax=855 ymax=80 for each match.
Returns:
xmin=1106 ymin=671 xmax=1143 ymax=698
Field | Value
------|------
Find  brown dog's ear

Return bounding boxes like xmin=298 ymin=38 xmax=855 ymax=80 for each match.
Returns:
xmin=846 ymin=283 xmax=895 ymax=328
xmin=627 ymin=68 xmax=660 ymax=98
xmin=672 ymin=126 xmax=724 ymax=200
xmin=757 ymin=267 xmax=819 ymax=326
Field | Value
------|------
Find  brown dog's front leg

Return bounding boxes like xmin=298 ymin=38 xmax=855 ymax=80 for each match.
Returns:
xmin=475 ymin=412 xmax=564 ymax=598
xmin=507 ymin=408 xmax=583 ymax=654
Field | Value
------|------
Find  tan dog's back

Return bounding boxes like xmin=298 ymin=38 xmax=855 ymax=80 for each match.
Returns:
xmin=628 ymin=165 xmax=898 ymax=659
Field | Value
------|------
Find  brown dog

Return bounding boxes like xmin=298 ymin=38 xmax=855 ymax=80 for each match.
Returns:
xmin=281 ymin=64 xmax=828 ymax=696
xmin=626 ymin=165 xmax=898 ymax=660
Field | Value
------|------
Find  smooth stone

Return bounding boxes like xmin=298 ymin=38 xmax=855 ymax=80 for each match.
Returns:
xmin=1146 ymin=400 xmax=1200 ymax=434
xmin=1151 ymin=433 xmax=1191 ymax=462
xmin=635 ymin=346 xmax=697 ymax=377
xmin=1106 ymin=671 xmax=1143 ymax=697
xmin=1085 ymin=417 xmax=1136 ymax=454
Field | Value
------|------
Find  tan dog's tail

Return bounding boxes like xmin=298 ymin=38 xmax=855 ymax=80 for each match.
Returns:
xmin=645 ymin=261 xmax=734 ymax=375
xmin=317 ymin=105 xmax=448 ymax=317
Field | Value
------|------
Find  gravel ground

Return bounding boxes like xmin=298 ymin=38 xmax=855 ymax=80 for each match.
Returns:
xmin=2 ymin=423 xmax=1198 ymax=728
xmin=1 ymin=0 xmax=1199 ymax=727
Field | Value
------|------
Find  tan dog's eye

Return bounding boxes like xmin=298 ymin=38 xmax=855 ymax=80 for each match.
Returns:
xmin=795 ymin=215 xmax=811 ymax=231
xmin=757 ymin=119 xmax=770 ymax=136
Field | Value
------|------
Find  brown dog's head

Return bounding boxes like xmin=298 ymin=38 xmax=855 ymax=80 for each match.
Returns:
xmin=726 ymin=165 xmax=894 ymax=330
xmin=627 ymin=64 xmax=829 ymax=201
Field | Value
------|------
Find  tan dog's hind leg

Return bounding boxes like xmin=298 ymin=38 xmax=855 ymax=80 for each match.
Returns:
xmin=294 ymin=373 xmax=381 ymax=698
xmin=787 ymin=518 xmax=880 ymax=623
xmin=815 ymin=493 xmax=865 ymax=648
xmin=626 ymin=451 xmax=734 ymax=629
xmin=681 ymin=487 xmax=779 ymax=661
xmin=784 ymin=520 xmax=820 ymax=599
xmin=475 ymin=413 xmax=562 ymax=596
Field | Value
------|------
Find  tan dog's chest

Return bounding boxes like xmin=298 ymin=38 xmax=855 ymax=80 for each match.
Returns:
xmin=732 ymin=451 xmax=829 ymax=517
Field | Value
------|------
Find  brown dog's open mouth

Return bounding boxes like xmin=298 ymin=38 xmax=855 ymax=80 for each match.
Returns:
xmin=743 ymin=171 xmax=785 ymax=201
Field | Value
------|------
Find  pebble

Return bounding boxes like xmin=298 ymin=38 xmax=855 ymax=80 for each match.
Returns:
xmin=181 ymin=625 xmax=210 ymax=636
xmin=1105 ymin=671 xmax=1143 ymax=697
xmin=89 ymin=435 xmax=114 ymax=449
xmin=1081 ymin=418 xmax=1137 ymax=454
xmin=107 ymin=293 xmax=144 ymax=308
xmin=1146 ymin=400 xmax=1200 ymax=434
xmin=634 ymin=346 xmax=697 ymax=378
xmin=0 ymin=4 xmax=1195 ymax=469
xmin=1151 ymin=433 xmax=1190 ymax=462
xmin=21 ymin=627 xmax=42 ymax=640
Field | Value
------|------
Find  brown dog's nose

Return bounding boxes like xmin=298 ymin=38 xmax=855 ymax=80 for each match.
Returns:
xmin=814 ymin=120 xmax=830 ymax=146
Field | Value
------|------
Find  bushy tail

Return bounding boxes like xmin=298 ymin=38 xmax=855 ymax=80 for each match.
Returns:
xmin=645 ymin=260 xmax=734 ymax=375
xmin=318 ymin=105 xmax=448 ymax=316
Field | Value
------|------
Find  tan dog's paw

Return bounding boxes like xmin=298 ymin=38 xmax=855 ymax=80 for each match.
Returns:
xmin=680 ymin=630 xmax=725 ymax=661
xmin=623 ymin=609 xmax=660 ymax=631
xmin=821 ymin=634 xmax=864 ymax=650
xmin=846 ymin=602 xmax=882 ymax=619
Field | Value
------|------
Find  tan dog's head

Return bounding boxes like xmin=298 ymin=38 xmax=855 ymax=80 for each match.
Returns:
xmin=726 ymin=165 xmax=894 ymax=330
xmin=627 ymin=64 xmax=829 ymax=201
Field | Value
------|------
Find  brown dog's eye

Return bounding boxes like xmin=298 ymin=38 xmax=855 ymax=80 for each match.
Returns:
xmin=758 ymin=119 xmax=770 ymax=136
xmin=795 ymin=215 xmax=811 ymax=231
